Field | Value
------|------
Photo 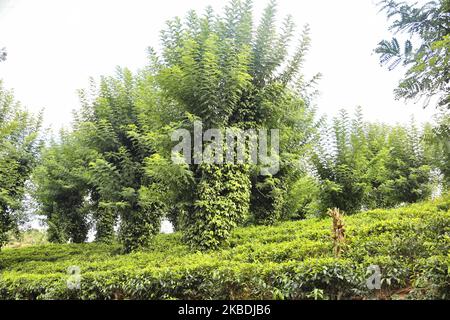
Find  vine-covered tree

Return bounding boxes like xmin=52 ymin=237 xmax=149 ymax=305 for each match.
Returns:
xmin=33 ymin=0 xmax=446 ymax=253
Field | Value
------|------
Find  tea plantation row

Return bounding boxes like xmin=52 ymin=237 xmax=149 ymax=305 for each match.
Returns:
xmin=0 ymin=195 xmax=449 ymax=299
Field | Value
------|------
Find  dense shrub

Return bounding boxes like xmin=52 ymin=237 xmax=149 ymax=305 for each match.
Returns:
xmin=0 ymin=195 xmax=449 ymax=300
xmin=0 ymin=82 xmax=42 ymax=249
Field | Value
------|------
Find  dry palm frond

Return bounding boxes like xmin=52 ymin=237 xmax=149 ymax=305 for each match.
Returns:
xmin=328 ymin=208 xmax=346 ymax=258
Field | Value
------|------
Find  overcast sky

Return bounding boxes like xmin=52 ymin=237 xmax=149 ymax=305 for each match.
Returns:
xmin=0 ymin=0 xmax=435 ymax=132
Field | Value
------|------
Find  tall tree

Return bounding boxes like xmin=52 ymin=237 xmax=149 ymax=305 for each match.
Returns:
xmin=375 ymin=0 xmax=449 ymax=189
xmin=33 ymin=130 xmax=94 ymax=243
xmin=33 ymin=0 xmax=320 ymax=251
xmin=156 ymin=0 xmax=320 ymax=248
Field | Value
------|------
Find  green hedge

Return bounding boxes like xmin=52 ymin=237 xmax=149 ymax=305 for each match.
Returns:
xmin=0 ymin=195 xmax=449 ymax=300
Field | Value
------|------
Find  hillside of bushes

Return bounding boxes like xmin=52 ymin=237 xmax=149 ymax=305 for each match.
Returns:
xmin=1 ymin=194 xmax=449 ymax=300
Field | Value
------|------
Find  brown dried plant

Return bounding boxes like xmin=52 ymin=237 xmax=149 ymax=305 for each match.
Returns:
xmin=328 ymin=208 xmax=346 ymax=258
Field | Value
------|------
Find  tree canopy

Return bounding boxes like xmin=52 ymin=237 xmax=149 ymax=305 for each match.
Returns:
xmin=375 ymin=0 xmax=449 ymax=108
xmin=0 ymin=81 xmax=42 ymax=248
xmin=0 ymin=0 xmax=448 ymax=252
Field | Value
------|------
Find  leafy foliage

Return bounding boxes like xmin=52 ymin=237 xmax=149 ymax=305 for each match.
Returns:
xmin=184 ymin=163 xmax=251 ymax=250
xmin=31 ymin=0 xmax=446 ymax=252
xmin=0 ymin=82 xmax=42 ymax=249
xmin=0 ymin=48 xmax=6 ymax=62
xmin=33 ymin=67 xmax=172 ymax=251
xmin=313 ymin=108 xmax=433 ymax=213
xmin=375 ymin=0 xmax=450 ymax=108
xmin=5 ymin=229 xmax=48 ymax=249
xmin=0 ymin=195 xmax=449 ymax=299
xmin=33 ymin=131 xmax=94 ymax=243
xmin=427 ymin=115 xmax=450 ymax=189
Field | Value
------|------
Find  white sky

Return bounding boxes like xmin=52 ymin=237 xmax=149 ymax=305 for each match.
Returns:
xmin=0 ymin=0 xmax=435 ymax=132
